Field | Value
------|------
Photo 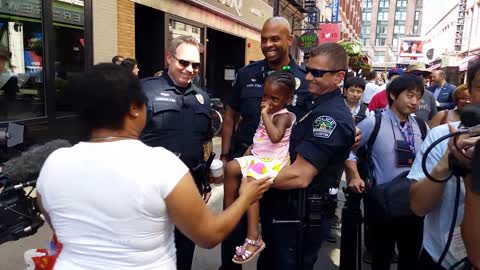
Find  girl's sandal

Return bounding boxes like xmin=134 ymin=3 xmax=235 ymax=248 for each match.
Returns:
xmin=232 ymin=236 xmax=266 ymax=264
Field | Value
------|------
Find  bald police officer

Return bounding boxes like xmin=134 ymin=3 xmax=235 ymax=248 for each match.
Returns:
xmin=219 ymin=17 xmax=311 ymax=270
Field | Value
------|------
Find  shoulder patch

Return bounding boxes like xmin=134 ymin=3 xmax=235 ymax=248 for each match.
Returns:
xmin=313 ymin=115 xmax=337 ymax=138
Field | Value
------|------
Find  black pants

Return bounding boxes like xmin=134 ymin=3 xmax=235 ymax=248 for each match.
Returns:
xmin=175 ymin=227 xmax=196 ymax=270
xmin=369 ymin=215 xmax=423 ymax=270
xmin=417 ymin=249 xmax=447 ymax=270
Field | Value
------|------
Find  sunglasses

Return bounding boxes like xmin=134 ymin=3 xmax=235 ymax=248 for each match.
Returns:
xmin=172 ymin=55 xmax=200 ymax=70
xmin=306 ymin=65 xmax=346 ymax=78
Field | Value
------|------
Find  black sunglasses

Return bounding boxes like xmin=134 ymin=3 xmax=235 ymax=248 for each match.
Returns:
xmin=306 ymin=65 xmax=346 ymax=78
xmin=172 ymin=55 xmax=201 ymax=70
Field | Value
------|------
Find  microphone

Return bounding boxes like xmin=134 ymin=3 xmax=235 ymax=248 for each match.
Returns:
xmin=1 ymin=139 xmax=72 ymax=184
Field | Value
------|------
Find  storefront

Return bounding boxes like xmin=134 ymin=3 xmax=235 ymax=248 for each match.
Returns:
xmin=133 ymin=0 xmax=272 ymax=101
xmin=0 ymin=0 xmax=92 ymax=155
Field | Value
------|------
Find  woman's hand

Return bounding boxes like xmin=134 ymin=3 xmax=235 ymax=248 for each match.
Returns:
xmin=238 ymin=177 xmax=272 ymax=205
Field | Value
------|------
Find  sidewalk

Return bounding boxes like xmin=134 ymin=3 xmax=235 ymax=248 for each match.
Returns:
xmin=0 ymin=137 xmax=391 ymax=270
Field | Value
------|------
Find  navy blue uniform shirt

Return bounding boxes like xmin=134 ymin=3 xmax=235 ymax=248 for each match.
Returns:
xmin=140 ymin=73 xmax=211 ymax=167
xmin=262 ymin=89 xmax=355 ymax=219
xmin=226 ymin=57 xmax=310 ymax=149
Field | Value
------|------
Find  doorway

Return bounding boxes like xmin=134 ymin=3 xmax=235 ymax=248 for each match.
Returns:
xmin=206 ymin=28 xmax=245 ymax=102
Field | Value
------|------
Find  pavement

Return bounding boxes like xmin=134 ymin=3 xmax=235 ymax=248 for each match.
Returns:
xmin=0 ymin=137 xmax=397 ymax=270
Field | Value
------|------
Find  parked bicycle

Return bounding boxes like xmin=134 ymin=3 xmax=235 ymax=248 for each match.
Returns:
xmin=210 ymin=97 xmax=224 ymax=136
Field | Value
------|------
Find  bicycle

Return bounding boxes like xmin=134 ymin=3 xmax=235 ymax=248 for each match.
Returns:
xmin=210 ymin=98 xmax=224 ymax=137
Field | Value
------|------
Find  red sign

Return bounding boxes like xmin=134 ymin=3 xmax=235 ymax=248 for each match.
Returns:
xmin=318 ymin=23 xmax=341 ymax=43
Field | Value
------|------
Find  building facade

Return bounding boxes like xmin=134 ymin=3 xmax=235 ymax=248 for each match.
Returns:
xmin=360 ymin=0 xmax=424 ymax=70
xmin=339 ymin=0 xmax=362 ymax=41
xmin=421 ymin=0 xmax=480 ymax=83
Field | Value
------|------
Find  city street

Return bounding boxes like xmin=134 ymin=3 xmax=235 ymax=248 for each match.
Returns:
xmin=0 ymin=137 xmax=394 ymax=270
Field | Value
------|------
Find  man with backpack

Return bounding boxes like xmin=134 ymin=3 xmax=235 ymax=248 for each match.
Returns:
xmin=345 ymin=74 xmax=429 ymax=270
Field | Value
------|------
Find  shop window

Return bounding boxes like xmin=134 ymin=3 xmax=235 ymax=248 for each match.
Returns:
xmin=374 ymin=52 xmax=385 ymax=63
xmin=0 ymin=0 xmax=45 ymax=122
xmin=53 ymin=0 xmax=86 ymax=116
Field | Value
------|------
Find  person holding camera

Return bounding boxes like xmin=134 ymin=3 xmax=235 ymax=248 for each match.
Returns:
xmin=409 ymin=57 xmax=480 ymax=269
xmin=35 ymin=63 xmax=272 ymax=270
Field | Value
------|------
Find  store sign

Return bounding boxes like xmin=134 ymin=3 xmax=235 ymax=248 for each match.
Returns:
xmin=319 ymin=23 xmax=341 ymax=43
xmin=331 ymin=0 xmax=339 ymax=22
xmin=299 ymin=32 xmax=319 ymax=52
xmin=187 ymin=0 xmax=273 ymax=30
xmin=0 ymin=0 xmax=84 ymax=26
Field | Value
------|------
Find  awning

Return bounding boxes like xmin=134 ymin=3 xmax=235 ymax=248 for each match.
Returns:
xmin=459 ymin=55 xmax=478 ymax=72
xmin=427 ymin=63 xmax=441 ymax=71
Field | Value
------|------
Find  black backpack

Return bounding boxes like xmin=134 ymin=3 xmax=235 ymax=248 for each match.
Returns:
xmin=360 ymin=111 xmax=428 ymax=218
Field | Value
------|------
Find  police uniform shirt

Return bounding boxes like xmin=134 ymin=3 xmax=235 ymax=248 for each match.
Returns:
xmin=291 ymin=89 xmax=355 ymax=190
xmin=140 ymin=73 xmax=211 ymax=166
xmin=227 ymin=57 xmax=310 ymax=146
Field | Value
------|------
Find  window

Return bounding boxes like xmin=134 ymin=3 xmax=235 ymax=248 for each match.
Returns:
xmin=363 ymin=0 xmax=373 ymax=8
xmin=0 ymin=0 xmax=45 ymax=121
xmin=363 ymin=12 xmax=371 ymax=21
xmin=53 ymin=0 xmax=86 ymax=116
xmin=362 ymin=38 xmax=370 ymax=46
xmin=361 ymin=26 xmax=371 ymax=35
xmin=414 ymin=11 xmax=421 ymax=21
xmin=379 ymin=0 xmax=389 ymax=8
xmin=374 ymin=51 xmax=385 ymax=63
xmin=375 ymin=37 xmax=386 ymax=46
xmin=394 ymin=25 xmax=405 ymax=34
xmin=377 ymin=11 xmax=389 ymax=21
xmin=377 ymin=25 xmax=387 ymax=34
xmin=413 ymin=25 xmax=419 ymax=34
xmin=393 ymin=38 xmax=399 ymax=49
xmin=395 ymin=11 xmax=407 ymax=20
xmin=397 ymin=0 xmax=408 ymax=7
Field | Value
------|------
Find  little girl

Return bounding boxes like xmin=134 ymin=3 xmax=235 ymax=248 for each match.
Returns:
xmin=223 ymin=71 xmax=296 ymax=264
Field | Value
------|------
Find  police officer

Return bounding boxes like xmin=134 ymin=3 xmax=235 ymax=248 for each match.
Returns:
xmin=219 ymin=17 xmax=310 ymax=270
xmin=140 ymin=35 xmax=211 ymax=270
xmin=221 ymin=17 xmax=309 ymax=162
xmin=268 ymin=42 xmax=355 ymax=269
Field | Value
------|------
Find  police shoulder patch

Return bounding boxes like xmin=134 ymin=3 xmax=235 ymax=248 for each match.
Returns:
xmin=312 ymin=115 xmax=337 ymax=138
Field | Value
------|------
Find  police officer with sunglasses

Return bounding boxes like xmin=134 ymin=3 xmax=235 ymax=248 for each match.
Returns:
xmin=219 ymin=16 xmax=310 ymax=270
xmin=140 ymin=35 xmax=211 ymax=270
xmin=267 ymin=42 xmax=356 ymax=269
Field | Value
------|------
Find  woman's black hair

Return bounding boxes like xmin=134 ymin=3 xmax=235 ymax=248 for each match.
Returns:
xmin=386 ymin=73 xmax=424 ymax=106
xmin=121 ymin=58 xmax=137 ymax=72
xmin=73 ymin=63 xmax=146 ymax=135
xmin=264 ymin=70 xmax=296 ymax=96
xmin=344 ymin=77 xmax=366 ymax=91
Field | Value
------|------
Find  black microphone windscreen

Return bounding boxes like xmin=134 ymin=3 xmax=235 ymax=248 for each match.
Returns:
xmin=460 ymin=104 xmax=480 ymax=128
xmin=2 ymin=139 xmax=72 ymax=184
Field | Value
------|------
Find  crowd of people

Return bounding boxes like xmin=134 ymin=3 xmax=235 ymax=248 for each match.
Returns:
xmin=33 ymin=16 xmax=479 ymax=270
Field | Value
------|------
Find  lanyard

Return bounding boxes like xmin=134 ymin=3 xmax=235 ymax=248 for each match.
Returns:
xmin=390 ymin=118 xmax=416 ymax=153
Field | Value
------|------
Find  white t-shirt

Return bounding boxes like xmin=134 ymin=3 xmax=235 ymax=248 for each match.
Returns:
xmin=361 ymin=82 xmax=382 ymax=104
xmin=37 ymin=140 xmax=189 ymax=270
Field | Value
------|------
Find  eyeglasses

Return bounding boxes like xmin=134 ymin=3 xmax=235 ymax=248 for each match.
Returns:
xmin=172 ymin=55 xmax=201 ymax=70
xmin=306 ymin=65 xmax=346 ymax=78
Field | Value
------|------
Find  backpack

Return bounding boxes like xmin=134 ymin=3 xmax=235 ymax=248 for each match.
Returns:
xmin=353 ymin=103 xmax=369 ymax=125
xmin=360 ymin=111 xmax=428 ymax=218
